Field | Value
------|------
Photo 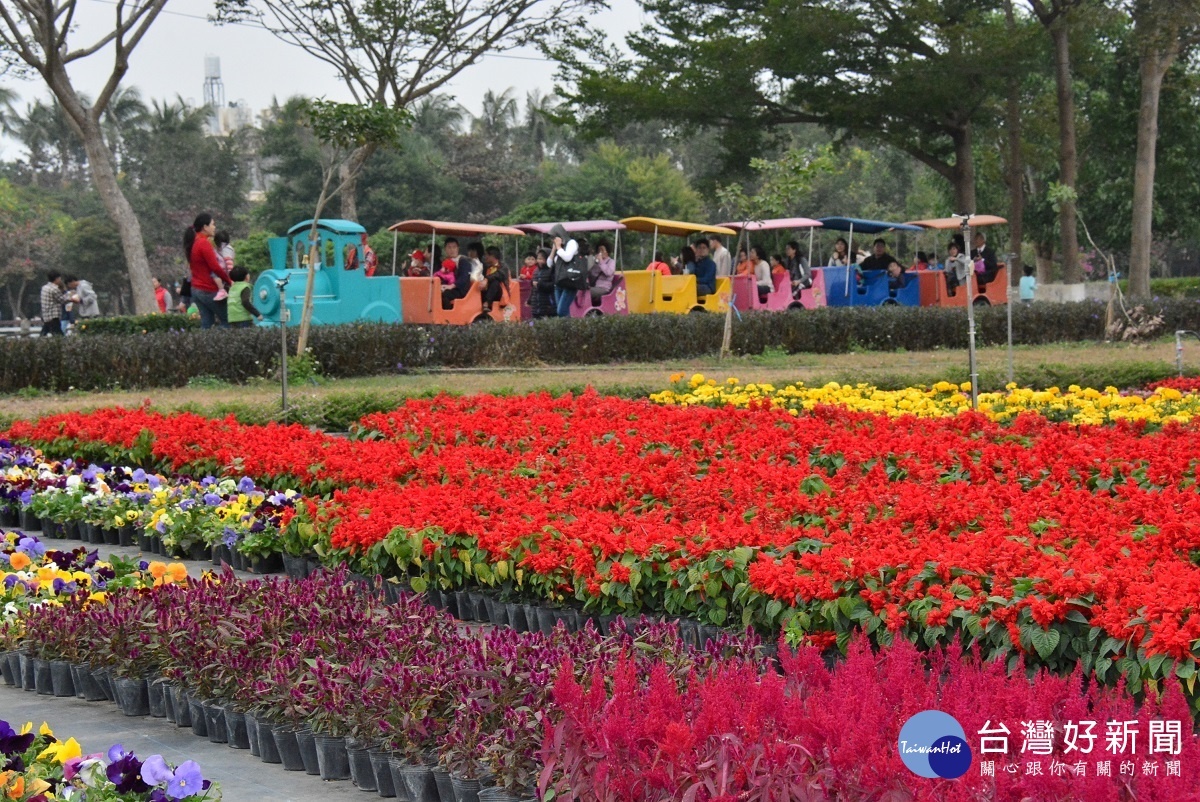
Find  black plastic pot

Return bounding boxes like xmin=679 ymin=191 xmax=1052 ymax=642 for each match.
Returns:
xmin=147 ymin=679 xmax=167 ymax=717
xmin=63 ymin=520 xmax=81 ymax=540
xmin=477 ymin=788 xmax=520 ymax=802
xmin=250 ymin=552 xmax=284 ymax=574
xmin=16 ymin=653 xmax=31 ymax=691
xmin=231 ymin=550 xmax=246 ymax=572
xmin=244 ymin=712 xmax=260 ymax=757
xmin=204 ymin=702 xmax=228 ymax=743
xmin=314 ymin=734 xmax=351 ymax=780
xmin=50 ymin=660 xmax=74 ymax=697
xmin=400 ymin=763 xmax=441 ymax=802
xmin=0 ymin=506 xmax=17 ymax=527
xmin=18 ymin=508 xmax=37 ymax=531
xmin=77 ymin=665 xmax=106 ymax=702
xmin=306 ymin=557 xmax=322 ymax=577
xmin=451 ymin=775 xmax=482 ymax=802
xmin=348 ymin=746 xmax=377 ymax=791
xmin=432 ymin=768 xmax=456 ymax=802
xmin=505 ymin=603 xmax=526 ymax=632
xmin=39 ymin=517 xmax=60 ymax=538
xmin=162 ymin=683 xmax=177 ymax=722
xmin=69 ymin=663 xmax=84 ymax=698
xmin=102 ymin=527 xmax=120 ymax=545
xmin=369 ymin=750 xmax=396 ymax=798
xmin=272 ymin=726 xmax=305 ymax=771
xmin=282 ymin=553 xmax=309 ymax=580
xmin=33 ymin=657 xmax=53 ymax=695
xmin=114 ymin=676 xmax=150 ymax=716
xmin=0 ymin=651 xmax=14 ymax=686
xmin=188 ymin=698 xmax=208 ymax=737
xmin=295 ymin=728 xmax=319 ymax=774
xmin=92 ymin=666 xmax=114 ymax=701
xmin=256 ymin=719 xmax=282 ymax=764
xmin=225 ymin=708 xmax=250 ymax=749
xmin=188 ymin=542 xmax=210 ymax=562
xmin=118 ymin=525 xmax=135 ymax=547
xmin=137 ymin=529 xmax=153 ymax=551
xmin=171 ymin=686 xmax=193 ymax=727
xmin=536 ymin=606 xmax=557 ymax=635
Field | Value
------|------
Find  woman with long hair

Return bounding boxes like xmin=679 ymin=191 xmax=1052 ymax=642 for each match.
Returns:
xmin=184 ymin=213 xmax=233 ymax=328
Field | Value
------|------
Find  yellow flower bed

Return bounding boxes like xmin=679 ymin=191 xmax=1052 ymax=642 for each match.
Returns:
xmin=652 ymin=374 xmax=1200 ymax=426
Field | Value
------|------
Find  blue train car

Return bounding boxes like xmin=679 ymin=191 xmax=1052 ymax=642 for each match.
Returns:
xmin=818 ymin=266 xmax=923 ymax=307
xmin=252 ymin=219 xmax=402 ymax=326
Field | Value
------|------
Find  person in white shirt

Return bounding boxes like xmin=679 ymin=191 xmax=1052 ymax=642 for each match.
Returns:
xmin=549 ymin=223 xmax=580 ymax=317
xmin=708 ymin=235 xmax=732 ymax=279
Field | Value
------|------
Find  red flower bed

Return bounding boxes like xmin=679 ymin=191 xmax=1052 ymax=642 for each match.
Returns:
xmin=1148 ymin=377 xmax=1200 ymax=393
xmin=9 ymin=395 xmax=1200 ymax=691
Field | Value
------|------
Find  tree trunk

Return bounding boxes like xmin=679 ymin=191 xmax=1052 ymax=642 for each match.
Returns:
xmin=1129 ymin=42 xmax=1176 ymax=297
xmin=42 ymin=69 xmax=157 ymax=315
xmin=951 ymin=126 xmax=977 ymax=214
xmin=295 ymin=204 xmax=329 ymax=357
xmin=1035 ymin=241 xmax=1055 ymax=284
xmin=1004 ymin=0 xmax=1025 ymax=286
xmin=336 ymin=144 xmax=376 ymax=222
xmin=1050 ymin=20 xmax=1081 ymax=284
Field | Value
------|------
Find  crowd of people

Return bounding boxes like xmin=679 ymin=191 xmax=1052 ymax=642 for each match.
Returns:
xmin=180 ymin=212 xmax=264 ymax=329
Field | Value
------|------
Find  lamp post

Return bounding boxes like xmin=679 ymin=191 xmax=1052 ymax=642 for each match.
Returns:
xmin=954 ymin=214 xmax=978 ymax=410
xmin=276 ymin=275 xmax=290 ymax=421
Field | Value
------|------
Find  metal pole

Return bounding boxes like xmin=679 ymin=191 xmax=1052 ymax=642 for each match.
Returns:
xmin=845 ymin=224 xmax=854 ymax=299
xmin=280 ymin=304 xmax=289 ymax=421
xmin=1178 ymin=330 xmax=1185 ymax=377
xmin=1006 ymin=274 xmax=1014 ymax=385
xmin=391 ymin=231 xmax=398 ymax=275
xmin=957 ymin=215 xmax=978 ymax=410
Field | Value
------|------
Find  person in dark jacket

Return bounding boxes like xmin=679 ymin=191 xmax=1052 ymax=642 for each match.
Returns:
xmin=531 ymin=248 xmax=556 ymax=318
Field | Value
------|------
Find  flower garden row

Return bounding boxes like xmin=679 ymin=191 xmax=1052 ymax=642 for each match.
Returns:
xmin=5 ymin=551 xmax=1200 ymax=801
xmin=0 ymin=717 xmax=218 ymax=801
xmin=652 ymin=373 xmax=1200 ymax=425
xmin=6 ymin=381 xmax=1200 ymax=701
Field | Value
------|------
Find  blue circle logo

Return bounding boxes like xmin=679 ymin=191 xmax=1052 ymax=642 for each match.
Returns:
xmin=898 ymin=710 xmax=972 ymax=779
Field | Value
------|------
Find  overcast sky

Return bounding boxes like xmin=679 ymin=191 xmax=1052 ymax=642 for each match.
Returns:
xmin=1 ymin=0 xmax=643 ymax=158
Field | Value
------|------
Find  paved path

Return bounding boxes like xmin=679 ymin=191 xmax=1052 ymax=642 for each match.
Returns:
xmin=0 ymin=689 xmax=364 ymax=802
xmin=1 ymin=525 xmax=358 ymax=801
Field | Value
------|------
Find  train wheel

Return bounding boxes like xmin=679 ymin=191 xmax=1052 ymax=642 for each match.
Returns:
xmin=973 ymin=297 xmax=991 ymax=307
xmin=689 ymin=307 xmax=706 ymax=314
xmin=471 ymin=314 xmax=493 ymax=324
xmin=584 ymin=309 xmax=604 ymax=317
xmin=881 ymin=298 xmax=899 ymax=306
xmin=787 ymin=303 xmax=805 ymax=312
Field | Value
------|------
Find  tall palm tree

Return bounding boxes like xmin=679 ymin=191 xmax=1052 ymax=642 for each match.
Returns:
xmin=472 ymin=88 xmax=518 ymax=147
xmin=148 ymin=96 xmax=209 ymax=135
xmin=410 ymin=94 xmax=466 ymax=140
xmin=11 ymin=98 xmax=88 ymax=187
xmin=522 ymin=89 xmax=566 ymax=161
xmin=0 ymin=86 xmax=17 ymax=136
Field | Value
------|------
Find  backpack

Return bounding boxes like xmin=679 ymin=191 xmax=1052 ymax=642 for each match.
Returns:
xmin=555 ymin=252 xmax=588 ymax=291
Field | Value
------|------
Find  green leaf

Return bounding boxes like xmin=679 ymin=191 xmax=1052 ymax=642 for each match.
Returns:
xmin=1030 ymin=627 xmax=1061 ymax=661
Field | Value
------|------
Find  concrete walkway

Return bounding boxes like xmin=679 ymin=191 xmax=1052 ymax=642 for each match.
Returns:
xmin=1 ymin=525 xmax=359 ymax=801
xmin=0 ymin=688 xmax=364 ymax=802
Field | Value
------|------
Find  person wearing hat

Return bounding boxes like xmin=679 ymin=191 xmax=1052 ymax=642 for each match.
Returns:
xmin=408 ymin=249 xmax=431 ymax=277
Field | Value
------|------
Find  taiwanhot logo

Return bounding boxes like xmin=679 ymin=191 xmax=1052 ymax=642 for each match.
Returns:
xmin=897 ymin=710 xmax=973 ymax=779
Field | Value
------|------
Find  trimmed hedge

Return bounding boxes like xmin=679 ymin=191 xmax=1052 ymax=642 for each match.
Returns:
xmin=3 ymin=299 xmax=1199 ymax=393
xmin=76 ymin=313 xmax=199 ymax=336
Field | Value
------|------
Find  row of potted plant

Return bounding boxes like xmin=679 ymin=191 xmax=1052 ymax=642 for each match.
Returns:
xmin=0 ymin=443 xmax=298 ymax=569
xmin=0 ymin=717 xmax=219 ymax=801
xmin=3 ymin=567 xmax=761 ymax=802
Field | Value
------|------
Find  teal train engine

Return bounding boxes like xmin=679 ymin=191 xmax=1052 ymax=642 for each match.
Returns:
xmin=253 ymin=219 xmax=402 ymax=326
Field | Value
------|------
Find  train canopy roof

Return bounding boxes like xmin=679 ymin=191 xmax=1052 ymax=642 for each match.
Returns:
xmin=719 ymin=217 xmax=824 ymax=232
xmin=905 ymin=215 xmax=1008 ymax=229
xmin=387 ymin=220 xmax=526 ymax=237
xmin=816 ymin=217 xmax=923 ymax=233
xmin=515 ymin=220 xmax=626 ymax=234
xmin=619 ymin=217 xmax=737 ymax=237
xmin=287 ymin=219 xmax=367 ymax=236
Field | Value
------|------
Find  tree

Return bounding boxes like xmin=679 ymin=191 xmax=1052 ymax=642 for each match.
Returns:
xmin=215 ymin=0 xmax=602 ymax=221
xmin=557 ymin=0 xmax=1020 ymax=212
xmin=1126 ymin=0 xmax=1200 ymax=296
xmin=0 ymin=179 xmax=70 ymax=318
xmin=293 ymin=99 xmax=408 ymax=355
xmin=0 ymin=0 xmax=172 ymax=314
xmin=9 ymin=99 xmax=89 ymax=189
xmin=1028 ymin=0 xmax=1086 ymax=284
